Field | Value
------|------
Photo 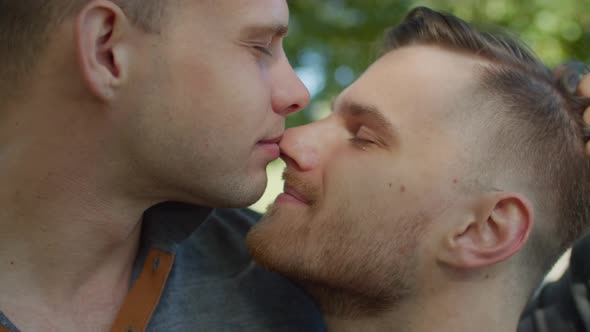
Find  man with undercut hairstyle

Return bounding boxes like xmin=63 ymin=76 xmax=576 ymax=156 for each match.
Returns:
xmin=247 ymin=7 xmax=590 ymax=332
xmin=0 ymin=0 xmax=324 ymax=331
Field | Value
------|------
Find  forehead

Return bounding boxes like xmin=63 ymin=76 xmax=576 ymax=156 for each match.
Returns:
xmin=193 ymin=0 xmax=290 ymax=26
xmin=339 ymin=46 xmax=481 ymax=126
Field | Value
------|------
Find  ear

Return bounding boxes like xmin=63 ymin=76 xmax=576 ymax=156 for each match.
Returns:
xmin=438 ymin=192 xmax=534 ymax=269
xmin=75 ymin=0 xmax=132 ymax=101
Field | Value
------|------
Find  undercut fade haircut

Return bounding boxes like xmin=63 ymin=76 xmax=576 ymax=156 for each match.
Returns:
xmin=0 ymin=0 xmax=165 ymax=95
xmin=384 ymin=7 xmax=590 ymax=282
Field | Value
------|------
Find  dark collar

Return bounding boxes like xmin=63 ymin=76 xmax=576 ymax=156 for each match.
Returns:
xmin=140 ymin=202 xmax=214 ymax=253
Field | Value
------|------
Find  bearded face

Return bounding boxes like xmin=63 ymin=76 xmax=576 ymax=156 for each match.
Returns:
xmin=246 ymin=46 xmax=482 ymax=316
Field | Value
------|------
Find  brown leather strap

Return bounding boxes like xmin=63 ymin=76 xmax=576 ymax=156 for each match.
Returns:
xmin=109 ymin=249 xmax=175 ymax=332
xmin=0 ymin=326 xmax=11 ymax=332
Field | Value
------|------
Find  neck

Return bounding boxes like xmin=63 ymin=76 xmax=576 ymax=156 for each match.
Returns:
xmin=0 ymin=101 xmax=157 ymax=317
xmin=0 ymin=179 xmax=145 ymax=304
xmin=317 ymin=279 xmax=526 ymax=332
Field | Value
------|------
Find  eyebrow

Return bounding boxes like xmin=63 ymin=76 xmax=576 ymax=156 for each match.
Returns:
xmin=332 ymin=99 xmax=398 ymax=143
xmin=242 ymin=23 xmax=289 ymax=39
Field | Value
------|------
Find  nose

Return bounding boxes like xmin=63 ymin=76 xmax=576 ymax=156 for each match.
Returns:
xmin=279 ymin=118 xmax=341 ymax=172
xmin=271 ymin=55 xmax=311 ymax=117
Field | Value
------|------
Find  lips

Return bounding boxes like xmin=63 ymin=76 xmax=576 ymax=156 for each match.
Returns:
xmin=255 ymin=132 xmax=283 ymax=160
xmin=283 ymin=184 xmax=309 ymax=205
xmin=258 ymin=135 xmax=283 ymax=145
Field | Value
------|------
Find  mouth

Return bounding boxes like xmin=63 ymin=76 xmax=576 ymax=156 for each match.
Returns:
xmin=256 ymin=134 xmax=283 ymax=159
xmin=276 ymin=183 xmax=310 ymax=206
xmin=258 ymin=134 xmax=283 ymax=145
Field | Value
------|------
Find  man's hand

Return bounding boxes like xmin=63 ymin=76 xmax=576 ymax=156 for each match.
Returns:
xmin=555 ymin=62 xmax=590 ymax=153
xmin=581 ymin=74 xmax=590 ymax=154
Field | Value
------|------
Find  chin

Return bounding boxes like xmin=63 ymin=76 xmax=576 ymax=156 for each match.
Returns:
xmin=246 ymin=225 xmax=296 ymax=275
xmin=170 ymin=174 xmax=266 ymax=209
xmin=222 ymin=178 xmax=268 ymax=208
xmin=242 ymin=172 xmax=268 ymax=201
xmin=246 ymin=207 xmax=311 ymax=275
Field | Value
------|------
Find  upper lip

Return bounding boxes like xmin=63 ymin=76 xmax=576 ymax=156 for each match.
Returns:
xmin=284 ymin=184 xmax=309 ymax=204
xmin=258 ymin=134 xmax=283 ymax=144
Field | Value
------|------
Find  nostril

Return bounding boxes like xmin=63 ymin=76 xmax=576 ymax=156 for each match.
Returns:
xmin=279 ymin=103 xmax=302 ymax=116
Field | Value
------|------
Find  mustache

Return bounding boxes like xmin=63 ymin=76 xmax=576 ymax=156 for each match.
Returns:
xmin=282 ymin=170 xmax=320 ymax=204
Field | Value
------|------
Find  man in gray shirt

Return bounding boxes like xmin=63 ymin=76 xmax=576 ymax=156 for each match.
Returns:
xmin=0 ymin=0 xmax=324 ymax=331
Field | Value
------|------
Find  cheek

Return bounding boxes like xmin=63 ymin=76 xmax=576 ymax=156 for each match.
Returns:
xmin=326 ymin=155 xmax=398 ymax=193
xmin=169 ymin=45 xmax=272 ymax=112
xmin=322 ymin=159 xmax=393 ymax=213
xmin=215 ymin=71 xmax=271 ymax=126
xmin=323 ymin=155 xmax=437 ymax=220
xmin=162 ymin=65 xmax=272 ymax=151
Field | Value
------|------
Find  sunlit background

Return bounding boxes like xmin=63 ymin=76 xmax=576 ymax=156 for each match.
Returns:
xmin=250 ymin=0 xmax=590 ymax=281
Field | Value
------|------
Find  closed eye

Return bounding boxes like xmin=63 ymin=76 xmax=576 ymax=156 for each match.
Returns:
xmin=349 ymin=126 xmax=377 ymax=149
xmin=357 ymin=126 xmax=376 ymax=139
xmin=253 ymin=45 xmax=273 ymax=56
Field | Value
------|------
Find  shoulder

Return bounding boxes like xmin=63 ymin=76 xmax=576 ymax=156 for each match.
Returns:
xmin=175 ymin=208 xmax=263 ymax=274
xmin=206 ymin=208 xmax=263 ymax=234
xmin=154 ymin=208 xmax=327 ymax=331
xmin=196 ymin=208 xmax=263 ymax=243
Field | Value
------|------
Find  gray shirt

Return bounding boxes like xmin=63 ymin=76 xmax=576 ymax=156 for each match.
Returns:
xmin=0 ymin=203 xmax=326 ymax=332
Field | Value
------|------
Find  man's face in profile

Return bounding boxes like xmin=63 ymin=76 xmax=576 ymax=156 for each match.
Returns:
xmin=247 ymin=45 xmax=486 ymax=307
xmin=119 ymin=0 xmax=309 ymax=207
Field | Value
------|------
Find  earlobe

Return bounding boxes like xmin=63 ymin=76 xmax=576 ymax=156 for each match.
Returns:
xmin=438 ymin=193 xmax=533 ymax=270
xmin=75 ymin=0 xmax=131 ymax=101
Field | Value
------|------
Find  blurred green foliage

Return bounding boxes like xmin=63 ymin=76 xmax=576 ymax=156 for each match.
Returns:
xmin=285 ymin=0 xmax=590 ymax=127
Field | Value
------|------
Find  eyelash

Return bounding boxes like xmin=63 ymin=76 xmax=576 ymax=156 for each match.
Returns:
xmin=349 ymin=126 xmax=379 ymax=150
xmin=349 ymin=137 xmax=374 ymax=150
xmin=254 ymin=45 xmax=273 ymax=57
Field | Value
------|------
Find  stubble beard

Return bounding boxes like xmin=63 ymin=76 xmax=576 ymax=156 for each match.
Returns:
xmin=246 ymin=199 xmax=428 ymax=319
